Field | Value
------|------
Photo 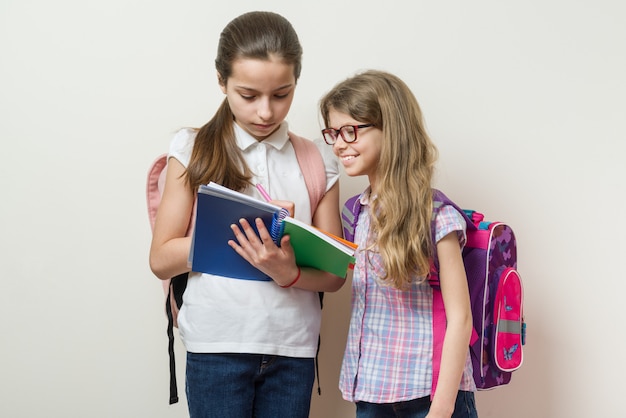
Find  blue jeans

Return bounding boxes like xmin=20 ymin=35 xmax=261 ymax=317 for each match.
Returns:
xmin=186 ymin=352 xmax=315 ymax=418
xmin=356 ymin=391 xmax=478 ymax=418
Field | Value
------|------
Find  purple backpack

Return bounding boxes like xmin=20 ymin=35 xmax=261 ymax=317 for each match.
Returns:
xmin=341 ymin=189 xmax=525 ymax=393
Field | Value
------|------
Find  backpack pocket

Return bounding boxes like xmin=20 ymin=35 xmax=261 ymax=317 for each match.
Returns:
xmin=492 ymin=267 xmax=524 ymax=372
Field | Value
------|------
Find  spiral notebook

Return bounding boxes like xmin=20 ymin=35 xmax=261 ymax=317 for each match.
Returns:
xmin=189 ymin=182 xmax=356 ymax=281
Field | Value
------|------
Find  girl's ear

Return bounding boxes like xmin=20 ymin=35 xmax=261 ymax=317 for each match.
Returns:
xmin=217 ymin=71 xmax=226 ymax=94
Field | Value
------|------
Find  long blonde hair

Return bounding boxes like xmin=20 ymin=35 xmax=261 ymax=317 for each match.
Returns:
xmin=320 ymin=70 xmax=439 ymax=289
xmin=185 ymin=11 xmax=303 ymax=192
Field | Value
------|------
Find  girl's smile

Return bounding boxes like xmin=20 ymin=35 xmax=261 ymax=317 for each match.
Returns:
xmin=327 ymin=110 xmax=382 ymax=186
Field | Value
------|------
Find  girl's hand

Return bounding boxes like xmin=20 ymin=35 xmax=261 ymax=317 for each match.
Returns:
xmin=228 ymin=217 xmax=299 ymax=286
xmin=269 ymin=199 xmax=295 ymax=218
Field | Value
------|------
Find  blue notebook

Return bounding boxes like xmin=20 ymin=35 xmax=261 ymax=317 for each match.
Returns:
xmin=189 ymin=182 xmax=289 ymax=281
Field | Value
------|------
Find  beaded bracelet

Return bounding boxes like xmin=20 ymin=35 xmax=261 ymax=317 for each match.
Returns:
xmin=279 ymin=266 xmax=301 ymax=288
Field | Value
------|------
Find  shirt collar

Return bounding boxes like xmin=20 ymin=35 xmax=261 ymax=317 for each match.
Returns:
xmin=358 ymin=186 xmax=374 ymax=206
xmin=234 ymin=122 xmax=290 ymax=151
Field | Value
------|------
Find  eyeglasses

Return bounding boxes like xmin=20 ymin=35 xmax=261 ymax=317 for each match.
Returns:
xmin=321 ymin=124 xmax=374 ymax=145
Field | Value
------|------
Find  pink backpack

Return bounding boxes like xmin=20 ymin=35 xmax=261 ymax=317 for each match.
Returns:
xmin=146 ymin=133 xmax=327 ymax=404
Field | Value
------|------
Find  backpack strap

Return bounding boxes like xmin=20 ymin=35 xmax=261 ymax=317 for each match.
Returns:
xmin=341 ymin=194 xmax=363 ymax=242
xmin=146 ymin=154 xmax=190 ymax=405
xmin=428 ymin=189 xmax=477 ymax=286
xmin=429 ymin=189 xmax=478 ymax=398
xmin=147 ymin=154 xmax=168 ymax=232
xmin=289 ymin=132 xmax=326 ymax=215
xmin=289 ymin=133 xmax=328 ymax=395
xmin=146 ymin=154 xmax=194 ymax=296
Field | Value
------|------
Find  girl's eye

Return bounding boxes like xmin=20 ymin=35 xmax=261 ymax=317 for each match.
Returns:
xmin=239 ymin=92 xmax=289 ymax=100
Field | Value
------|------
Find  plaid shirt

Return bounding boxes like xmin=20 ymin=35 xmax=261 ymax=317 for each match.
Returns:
xmin=339 ymin=191 xmax=476 ymax=403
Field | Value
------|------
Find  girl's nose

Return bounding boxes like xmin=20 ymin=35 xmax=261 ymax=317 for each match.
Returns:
xmin=257 ymin=99 xmax=273 ymax=120
xmin=333 ymin=136 xmax=347 ymax=153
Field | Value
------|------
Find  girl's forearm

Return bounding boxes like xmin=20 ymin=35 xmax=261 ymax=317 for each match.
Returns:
xmin=290 ymin=268 xmax=345 ymax=292
xmin=149 ymin=236 xmax=193 ymax=280
xmin=428 ymin=315 xmax=473 ymax=417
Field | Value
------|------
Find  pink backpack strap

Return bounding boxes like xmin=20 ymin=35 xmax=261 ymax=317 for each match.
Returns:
xmin=289 ymin=132 xmax=326 ymax=215
xmin=146 ymin=154 xmax=176 ymax=298
xmin=147 ymin=154 xmax=168 ymax=232
xmin=147 ymin=154 xmax=196 ymax=236
xmin=431 ymin=286 xmax=446 ymax=399
xmin=429 ymin=190 xmax=479 ymax=398
xmin=146 ymin=154 xmax=195 ymax=298
xmin=146 ymin=153 xmax=190 ymax=405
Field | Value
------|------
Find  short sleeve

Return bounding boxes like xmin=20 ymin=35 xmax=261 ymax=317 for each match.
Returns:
xmin=313 ymin=137 xmax=340 ymax=193
xmin=434 ymin=205 xmax=467 ymax=248
xmin=168 ymin=128 xmax=196 ymax=168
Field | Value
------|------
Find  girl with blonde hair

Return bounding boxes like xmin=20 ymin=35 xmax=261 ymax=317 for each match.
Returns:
xmin=320 ymin=70 xmax=478 ymax=418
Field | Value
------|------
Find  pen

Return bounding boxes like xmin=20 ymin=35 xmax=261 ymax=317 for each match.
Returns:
xmin=255 ymin=183 xmax=272 ymax=202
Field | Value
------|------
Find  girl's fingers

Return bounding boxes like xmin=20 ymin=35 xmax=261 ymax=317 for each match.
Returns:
xmin=228 ymin=218 xmax=298 ymax=283
xmin=254 ymin=218 xmax=275 ymax=244
xmin=234 ymin=218 xmax=261 ymax=245
xmin=229 ymin=221 xmax=247 ymax=245
xmin=270 ymin=200 xmax=295 ymax=217
xmin=230 ymin=218 xmax=273 ymax=247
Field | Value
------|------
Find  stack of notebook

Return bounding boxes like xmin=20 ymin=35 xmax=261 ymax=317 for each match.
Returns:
xmin=189 ymin=182 xmax=357 ymax=281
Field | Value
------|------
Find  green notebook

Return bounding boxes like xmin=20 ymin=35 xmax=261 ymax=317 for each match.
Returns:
xmin=276 ymin=216 xmax=356 ymax=278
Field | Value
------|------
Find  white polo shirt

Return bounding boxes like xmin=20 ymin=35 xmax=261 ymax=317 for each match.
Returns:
xmin=170 ymin=122 xmax=339 ymax=357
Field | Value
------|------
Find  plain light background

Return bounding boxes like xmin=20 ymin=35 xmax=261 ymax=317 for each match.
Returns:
xmin=1 ymin=0 xmax=624 ymax=417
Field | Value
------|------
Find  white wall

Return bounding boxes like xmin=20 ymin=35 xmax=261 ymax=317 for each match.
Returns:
xmin=1 ymin=1 xmax=624 ymax=417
